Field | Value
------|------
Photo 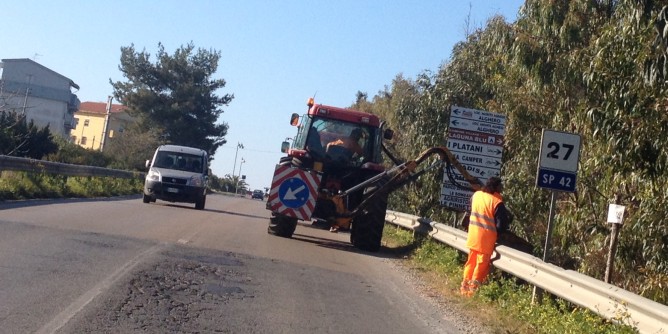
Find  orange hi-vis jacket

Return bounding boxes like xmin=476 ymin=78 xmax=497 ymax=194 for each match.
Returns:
xmin=466 ymin=191 xmax=503 ymax=255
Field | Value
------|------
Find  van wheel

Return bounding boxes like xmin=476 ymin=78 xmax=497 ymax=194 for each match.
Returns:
xmin=195 ymin=194 xmax=206 ymax=210
xmin=142 ymin=193 xmax=151 ymax=203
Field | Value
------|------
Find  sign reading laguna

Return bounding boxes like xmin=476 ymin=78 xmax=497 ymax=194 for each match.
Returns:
xmin=442 ymin=106 xmax=506 ymax=210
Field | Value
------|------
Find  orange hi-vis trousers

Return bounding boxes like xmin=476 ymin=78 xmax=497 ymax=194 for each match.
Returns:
xmin=461 ymin=249 xmax=492 ymax=294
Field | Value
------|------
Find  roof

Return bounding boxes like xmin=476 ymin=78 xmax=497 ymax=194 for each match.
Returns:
xmin=79 ymin=101 xmax=128 ymax=114
xmin=1 ymin=58 xmax=79 ymax=89
xmin=308 ymin=104 xmax=382 ymax=127
xmin=157 ymin=145 xmax=207 ymax=156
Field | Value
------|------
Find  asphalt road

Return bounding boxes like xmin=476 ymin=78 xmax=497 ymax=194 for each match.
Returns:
xmin=0 ymin=193 xmax=473 ymax=334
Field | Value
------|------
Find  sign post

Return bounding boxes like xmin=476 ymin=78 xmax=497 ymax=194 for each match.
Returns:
xmin=605 ymin=203 xmax=625 ymax=284
xmin=533 ymin=129 xmax=581 ymax=303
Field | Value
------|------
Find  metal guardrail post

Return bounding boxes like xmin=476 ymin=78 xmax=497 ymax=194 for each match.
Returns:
xmin=385 ymin=210 xmax=668 ymax=334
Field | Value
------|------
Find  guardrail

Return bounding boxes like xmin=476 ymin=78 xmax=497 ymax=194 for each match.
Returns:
xmin=385 ymin=210 xmax=668 ymax=334
xmin=0 ymin=155 xmax=143 ymax=179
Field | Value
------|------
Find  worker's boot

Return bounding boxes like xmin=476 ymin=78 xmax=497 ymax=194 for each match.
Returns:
xmin=460 ymin=280 xmax=471 ymax=296
xmin=466 ymin=280 xmax=481 ymax=296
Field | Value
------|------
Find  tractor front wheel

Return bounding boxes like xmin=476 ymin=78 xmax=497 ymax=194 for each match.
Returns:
xmin=351 ymin=176 xmax=390 ymax=252
xmin=267 ymin=213 xmax=298 ymax=238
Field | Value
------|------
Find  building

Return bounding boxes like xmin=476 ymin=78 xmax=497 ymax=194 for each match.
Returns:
xmin=72 ymin=99 xmax=134 ymax=151
xmin=0 ymin=58 xmax=80 ymax=138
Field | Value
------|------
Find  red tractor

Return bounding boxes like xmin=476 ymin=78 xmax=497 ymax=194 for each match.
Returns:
xmin=266 ymin=98 xmax=482 ymax=252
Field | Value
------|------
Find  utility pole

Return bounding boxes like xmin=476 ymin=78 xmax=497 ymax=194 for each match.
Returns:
xmin=21 ymin=75 xmax=32 ymax=115
xmin=100 ymin=96 xmax=112 ymax=152
xmin=232 ymin=142 xmax=244 ymax=177
xmin=236 ymin=158 xmax=245 ymax=195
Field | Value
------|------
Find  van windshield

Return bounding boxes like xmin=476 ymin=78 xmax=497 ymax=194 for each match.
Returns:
xmin=154 ymin=151 xmax=204 ymax=173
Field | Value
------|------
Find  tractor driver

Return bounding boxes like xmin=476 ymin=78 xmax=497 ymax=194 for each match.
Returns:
xmin=326 ymin=128 xmax=364 ymax=161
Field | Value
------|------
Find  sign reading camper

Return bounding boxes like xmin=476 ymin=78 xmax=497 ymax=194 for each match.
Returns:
xmin=267 ymin=164 xmax=321 ymax=221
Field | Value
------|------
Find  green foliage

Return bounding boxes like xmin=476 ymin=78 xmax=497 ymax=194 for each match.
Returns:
xmin=111 ymin=42 xmax=232 ymax=157
xmin=46 ymin=137 xmax=111 ymax=167
xmin=202 ymin=172 xmax=246 ymax=194
xmin=0 ymin=110 xmax=58 ymax=159
xmin=0 ymin=171 xmax=141 ymax=200
xmin=362 ymin=0 xmax=668 ymax=305
xmin=103 ymin=123 xmax=164 ymax=171
xmin=478 ymin=278 xmax=638 ymax=334
xmin=412 ymin=238 xmax=462 ymax=278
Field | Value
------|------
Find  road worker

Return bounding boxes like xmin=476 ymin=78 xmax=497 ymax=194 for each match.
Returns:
xmin=461 ymin=176 xmax=512 ymax=296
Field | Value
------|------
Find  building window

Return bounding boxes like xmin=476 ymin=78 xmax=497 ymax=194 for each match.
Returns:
xmin=71 ymin=136 xmax=77 ymax=143
xmin=81 ymin=137 xmax=87 ymax=145
xmin=84 ymin=119 xmax=90 ymax=126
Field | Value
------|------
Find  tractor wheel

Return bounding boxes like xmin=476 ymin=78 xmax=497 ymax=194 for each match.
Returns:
xmin=351 ymin=176 xmax=390 ymax=252
xmin=268 ymin=213 xmax=298 ymax=238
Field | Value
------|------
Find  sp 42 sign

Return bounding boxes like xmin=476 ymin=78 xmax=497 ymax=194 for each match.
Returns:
xmin=536 ymin=129 xmax=581 ymax=192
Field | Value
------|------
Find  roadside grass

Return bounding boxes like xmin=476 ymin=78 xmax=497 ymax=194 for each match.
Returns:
xmin=0 ymin=171 xmax=142 ymax=201
xmin=382 ymin=225 xmax=639 ymax=334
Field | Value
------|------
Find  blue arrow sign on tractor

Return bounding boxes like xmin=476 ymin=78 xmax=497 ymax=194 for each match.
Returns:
xmin=278 ymin=177 xmax=310 ymax=208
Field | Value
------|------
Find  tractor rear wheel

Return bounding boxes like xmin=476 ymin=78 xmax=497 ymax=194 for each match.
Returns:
xmin=351 ymin=176 xmax=390 ymax=252
xmin=267 ymin=213 xmax=298 ymax=238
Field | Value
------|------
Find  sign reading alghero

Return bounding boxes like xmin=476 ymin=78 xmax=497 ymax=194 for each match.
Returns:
xmin=442 ymin=106 xmax=506 ymax=211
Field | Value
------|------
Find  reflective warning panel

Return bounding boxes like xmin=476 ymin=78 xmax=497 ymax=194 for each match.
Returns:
xmin=267 ymin=164 xmax=321 ymax=220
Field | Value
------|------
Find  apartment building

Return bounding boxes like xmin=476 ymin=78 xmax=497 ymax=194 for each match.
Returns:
xmin=0 ymin=58 xmax=80 ymax=138
xmin=72 ymin=100 xmax=134 ymax=151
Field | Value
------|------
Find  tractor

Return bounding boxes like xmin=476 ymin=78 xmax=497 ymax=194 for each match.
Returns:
xmin=266 ymin=98 xmax=482 ymax=252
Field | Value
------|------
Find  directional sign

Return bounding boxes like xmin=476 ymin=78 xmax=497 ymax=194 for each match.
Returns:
xmin=278 ymin=177 xmax=309 ymax=208
xmin=268 ymin=164 xmax=321 ymax=220
xmin=536 ymin=129 xmax=581 ymax=192
xmin=440 ymin=182 xmax=474 ymax=211
xmin=446 ymin=139 xmax=503 ymax=158
xmin=451 ymin=152 xmax=502 ymax=169
xmin=449 ymin=118 xmax=506 ymax=136
xmin=450 ymin=106 xmax=507 ymax=126
xmin=442 ymin=106 xmax=506 ymax=210
xmin=448 ymin=128 xmax=504 ymax=146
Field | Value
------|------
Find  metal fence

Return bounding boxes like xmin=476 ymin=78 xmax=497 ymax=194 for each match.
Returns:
xmin=0 ymin=155 xmax=143 ymax=179
xmin=384 ymin=210 xmax=668 ymax=334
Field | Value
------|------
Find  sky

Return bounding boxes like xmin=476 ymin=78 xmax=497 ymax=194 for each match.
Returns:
xmin=2 ymin=0 xmax=525 ymax=191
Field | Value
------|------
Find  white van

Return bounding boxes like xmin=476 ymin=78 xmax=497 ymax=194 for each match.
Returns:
xmin=143 ymin=145 xmax=209 ymax=210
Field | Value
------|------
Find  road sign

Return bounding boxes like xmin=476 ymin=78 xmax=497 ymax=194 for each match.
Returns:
xmin=536 ymin=129 xmax=581 ymax=192
xmin=268 ymin=164 xmax=321 ymax=220
xmin=440 ymin=182 xmax=474 ymax=211
xmin=536 ymin=169 xmax=577 ymax=192
xmin=607 ymin=204 xmax=626 ymax=224
xmin=442 ymin=106 xmax=506 ymax=210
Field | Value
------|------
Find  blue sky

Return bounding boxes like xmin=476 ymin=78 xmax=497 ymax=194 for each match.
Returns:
xmin=2 ymin=0 xmax=524 ymax=191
